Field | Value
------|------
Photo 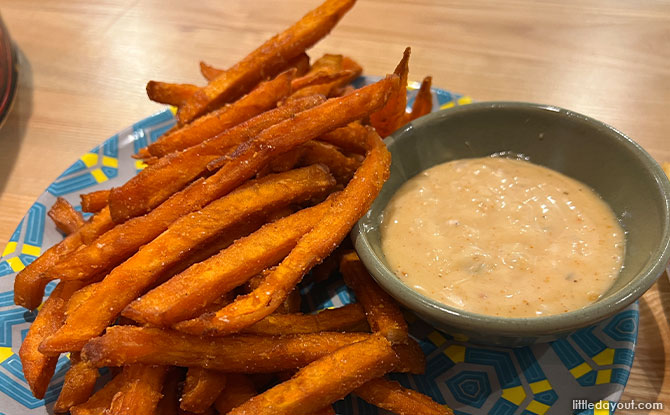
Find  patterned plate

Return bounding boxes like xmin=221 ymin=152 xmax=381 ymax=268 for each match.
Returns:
xmin=0 ymin=77 xmax=637 ymax=415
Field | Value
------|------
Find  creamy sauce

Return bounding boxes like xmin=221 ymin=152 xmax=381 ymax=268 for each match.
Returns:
xmin=381 ymin=157 xmax=624 ymax=317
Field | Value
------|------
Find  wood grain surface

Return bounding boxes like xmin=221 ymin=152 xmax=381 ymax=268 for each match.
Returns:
xmin=0 ymin=0 xmax=668 ymax=411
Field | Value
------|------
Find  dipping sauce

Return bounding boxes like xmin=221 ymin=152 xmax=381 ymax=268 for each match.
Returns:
xmin=381 ymin=157 xmax=624 ymax=317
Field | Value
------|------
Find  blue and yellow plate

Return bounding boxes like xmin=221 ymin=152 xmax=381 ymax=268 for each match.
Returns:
xmin=0 ymin=77 xmax=636 ymax=415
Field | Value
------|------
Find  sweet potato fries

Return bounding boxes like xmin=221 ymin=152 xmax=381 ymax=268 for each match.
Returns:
xmin=13 ymin=0 xmax=447 ymax=413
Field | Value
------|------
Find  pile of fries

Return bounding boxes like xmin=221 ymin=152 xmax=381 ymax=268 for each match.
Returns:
xmin=13 ymin=0 xmax=447 ymax=414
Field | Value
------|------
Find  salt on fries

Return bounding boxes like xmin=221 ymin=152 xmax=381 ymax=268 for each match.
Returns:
xmin=13 ymin=0 xmax=450 ymax=413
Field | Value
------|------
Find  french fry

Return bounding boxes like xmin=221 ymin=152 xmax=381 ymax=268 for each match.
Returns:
xmin=180 ymin=367 xmax=227 ymax=413
xmin=53 ymin=352 xmax=99 ymax=413
xmin=146 ymin=81 xmax=199 ymax=106
xmin=145 ymin=68 xmax=296 ymax=159
xmin=370 ymin=47 xmax=410 ymax=137
xmin=340 ymin=251 xmax=409 ymax=344
xmin=123 ymin=198 xmax=334 ymax=327
xmin=200 ymin=52 xmax=310 ymax=82
xmin=14 ymin=207 xmax=113 ymax=309
xmin=80 ymin=189 xmax=109 ymax=213
xmin=40 ymin=167 xmax=335 ymax=353
xmin=227 ymin=334 xmax=399 ymax=415
xmin=176 ymin=0 xmax=356 ymax=123
xmin=275 ymin=288 xmax=302 ymax=314
xmin=290 ymin=56 xmax=362 ymax=100
xmin=175 ymin=127 xmax=390 ymax=335
xmin=70 ymin=371 xmax=126 ymax=415
xmin=409 ymin=75 xmax=433 ymax=121
xmin=48 ymin=197 xmax=84 ymax=235
xmin=200 ymin=61 xmax=223 ymax=81
xmin=52 ymin=77 xmax=393 ymax=291
xmin=299 ymin=141 xmax=363 ymax=183
xmin=18 ymin=281 xmax=85 ymax=398
xmin=109 ymin=95 xmax=325 ymax=224
xmin=241 ymin=303 xmax=368 ymax=335
xmin=355 ymin=378 xmax=452 ymax=415
xmin=318 ymin=122 xmax=368 ymax=154
xmin=214 ymin=374 xmax=257 ymax=415
xmin=393 ymin=339 xmax=426 ymax=375
xmin=105 ymin=364 xmax=168 ymax=415
xmin=81 ymin=326 xmax=371 ymax=372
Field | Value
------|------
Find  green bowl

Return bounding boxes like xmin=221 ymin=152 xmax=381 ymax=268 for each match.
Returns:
xmin=352 ymin=102 xmax=670 ymax=346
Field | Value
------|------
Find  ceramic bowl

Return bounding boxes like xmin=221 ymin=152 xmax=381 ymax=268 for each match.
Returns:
xmin=352 ymin=102 xmax=670 ymax=346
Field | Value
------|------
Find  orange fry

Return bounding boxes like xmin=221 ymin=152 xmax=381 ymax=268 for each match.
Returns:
xmin=146 ymin=81 xmax=199 ymax=106
xmin=214 ymin=374 xmax=257 ymax=415
xmin=80 ymin=189 xmax=109 ymax=213
xmin=290 ymin=55 xmax=362 ymax=100
xmin=14 ymin=207 xmax=113 ymax=309
xmin=227 ymin=334 xmax=399 ymax=415
xmin=53 ymin=352 xmax=99 ymax=413
xmin=318 ymin=122 xmax=368 ymax=154
xmin=65 ymin=76 xmax=391 ymax=289
xmin=242 ymin=303 xmax=368 ymax=335
xmin=200 ymin=52 xmax=310 ymax=82
xmin=393 ymin=339 xmax=427 ymax=375
xmin=177 ymin=0 xmax=356 ymax=123
xmin=175 ymin=127 xmax=390 ymax=336
xmin=106 ymin=364 xmax=168 ymax=415
xmin=48 ymin=197 xmax=84 ymax=235
xmin=181 ymin=367 xmax=227 ymax=413
xmin=40 ymin=167 xmax=335 ymax=353
xmin=341 ymin=251 xmax=408 ymax=344
xmin=200 ymin=60 xmax=224 ymax=81
xmin=370 ymin=47 xmax=410 ymax=137
xmin=19 ymin=281 xmax=84 ymax=398
xmin=409 ymin=75 xmax=433 ymax=121
xmin=70 ymin=371 xmax=126 ymax=415
xmin=123 ymin=198 xmax=334 ymax=327
xmin=81 ymin=326 xmax=371 ymax=372
xmin=109 ymin=95 xmax=324 ymax=224
xmin=145 ymin=68 xmax=296 ymax=159
xmin=355 ymin=378 xmax=452 ymax=415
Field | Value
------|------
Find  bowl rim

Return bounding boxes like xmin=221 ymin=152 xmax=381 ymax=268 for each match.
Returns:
xmin=353 ymin=101 xmax=670 ymax=336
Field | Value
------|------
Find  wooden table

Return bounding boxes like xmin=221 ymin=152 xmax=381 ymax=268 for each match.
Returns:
xmin=1 ymin=0 xmax=668 ymax=411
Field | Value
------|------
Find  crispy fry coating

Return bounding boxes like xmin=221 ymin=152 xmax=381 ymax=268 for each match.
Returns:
xmin=180 ymin=367 xmax=227 ymax=413
xmin=70 ymin=371 xmax=126 ymax=415
xmin=145 ymin=69 xmax=296 ymax=159
xmin=200 ymin=52 xmax=310 ymax=82
xmin=370 ymin=47 xmax=410 ymax=137
xmin=40 ymin=167 xmax=335 ymax=352
xmin=175 ymin=127 xmax=390 ymax=336
xmin=50 ymin=77 xmax=392 ymax=290
xmin=53 ymin=352 xmax=99 ymax=413
xmin=177 ymin=0 xmax=356 ymax=123
xmin=19 ymin=281 xmax=85 ymax=398
xmin=81 ymin=326 xmax=371 ymax=372
xmin=14 ymin=207 xmax=113 ymax=309
xmin=290 ymin=57 xmax=362 ymax=100
xmin=214 ymin=374 xmax=257 ymax=415
xmin=80 ymin=189 xmax=109 ymax=213
xmin=341 ymin=251 xmax=408 ymax=344
xmin=106 ymin=364 xmax=168 ymax=415
xmin=242 ymin=303 xmax=368 ymax=335
xmin=123 ymin=199 xmax=334 ymax=327
xmin=318 ymin=122 xmax=368 ymax=154
xmin=227 ymin=334 xmax=398 ymax=415
xmin=109 ymin=95 xmax=324 ymax=223
xmin=146 ymin=81 xmax=199 ymax=106
xmin=200 ymin=61 xmax=223 ymax=81
xmin=48 ymin=197 xmax=84 ymax=235
xmin=355 ymin=378 xmax=452 ymax=415
xmin=409 ymin=75 xmax=433 ymax=121
xmin=393 ymin=339 xmax=426 ymax=375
